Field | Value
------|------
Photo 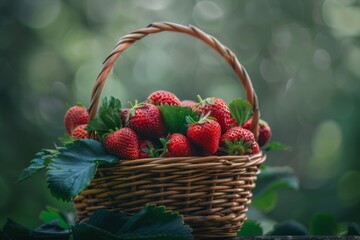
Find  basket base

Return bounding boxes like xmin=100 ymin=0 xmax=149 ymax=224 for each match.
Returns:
xmin=74 ymin=153 xmax=266 ymax=238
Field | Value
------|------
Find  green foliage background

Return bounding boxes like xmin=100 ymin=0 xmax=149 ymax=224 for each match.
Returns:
xmin=1 ymin=0 xmax=360 ymax=231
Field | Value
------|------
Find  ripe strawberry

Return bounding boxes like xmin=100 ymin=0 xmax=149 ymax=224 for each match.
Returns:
xmin=226 ymin=117 xmax=238 ymax=129
xmin=104 ymin=128 xmax=139 ymax=159
xmin=147 ymin=90 xmax=181 ymax=106
xmin=139 ymin=140 xmax=158 ymax=158
xmin=242 ymin=119 xmax=271 ymax=147
xmin=71 ymin=124 xmax=88 ymax=139
xmin=219 ymin=127 xmax=259 ymax=155
xmin=64 ymin=106 xmax=89 ymax=134
xmin=127 ymin=101 xmax=166 ymax=139
xmin=181 ymin=100 xmax=197 ymax=108
xmin=162 ymin=133 xmax=192 ymax=157
xmin=186 ymin=113 xmax=221 ymax=156
xmin=194 ymin=96 xmax=234 ymax=134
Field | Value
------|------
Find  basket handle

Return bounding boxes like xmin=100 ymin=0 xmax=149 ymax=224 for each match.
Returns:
xmin=88 ymin=22 xmax=260 ymax=138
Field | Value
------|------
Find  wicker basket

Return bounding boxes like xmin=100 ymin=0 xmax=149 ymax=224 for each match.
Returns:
xmin=73 ymin=22 xmax=266 ymax=239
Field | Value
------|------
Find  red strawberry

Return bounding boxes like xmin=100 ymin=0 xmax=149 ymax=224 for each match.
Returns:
xmin=71 ymin=124 xmax=88 ymax=139
xmin=147 ymin=90 xmax=181 ymax=106
xmin=64 ymin=106 xmax=89 ymax=134
xmin=181 ymin=100 xmax=197 ymax=108
xmin=219 ymin=127 xmax=259 ymax=155
xmin=162 ymin=133 xmax=192 ymax=157
xmin=194 ymin=96 xmax=234 ymax=134
xmin=226 ymin=117 xmax=238 ymax=129
xmin=186 ymin=113 xmax=221 ymax=156
xmin=139 ymin=140 xmax=158 ymax=158
xmin=242 ymin=119 xmax=271 ymax=147
xmin=127 ymin=101 xmax=166 ymax=139
xmin=104 ymin=128 xmax=139 ymax=159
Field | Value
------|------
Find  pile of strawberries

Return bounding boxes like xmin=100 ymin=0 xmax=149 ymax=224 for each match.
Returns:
xmin=64 ymin=90 xmax=271 ymax=160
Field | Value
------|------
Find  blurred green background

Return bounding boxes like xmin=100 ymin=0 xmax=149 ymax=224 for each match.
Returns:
xmin=1 ymin=0 xmax=360 ymax=231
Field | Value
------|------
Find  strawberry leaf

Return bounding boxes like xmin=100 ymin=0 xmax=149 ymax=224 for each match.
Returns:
xmin=253 ymin=166 xmax=299 ymax=212
xmin=47 ymin=139 xmax=118 ymax=201
xmin=160 ymin=106 xmax=198 ymax=134
xmin=229 ymin=98 xmax=253 ymax=126
xmin=17 ymin=150 xmax=57 ymax=182
xmin=39 ymin=206 xmax=73 ymax=230
xmin=87 ymin=97 xmax=122 ymax=142
xmin=73 ymin=205 xmax=193 ymax=240
xmin=237 ymin=220 xmax=263 ymax=236
xmin=58 ymin=135 xmax=75 ymax=145
xmin=1 ymin=219 xmax=70 ymax=240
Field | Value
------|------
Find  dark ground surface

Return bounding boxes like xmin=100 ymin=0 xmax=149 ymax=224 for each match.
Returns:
xmin=224 ymin=237 xmax=360 ymax=240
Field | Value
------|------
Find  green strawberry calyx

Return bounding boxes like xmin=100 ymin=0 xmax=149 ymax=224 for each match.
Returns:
xmin=159 ymin=135 xmax=171 ymax=157
xmin=197 ymin=95 xmax=215 ymax=107
xmin=186 ymin=111 xmax=215 ymax=125
xmin=126 ymin=100 xmax=145 ymax=123
xmin=87 ymin=97 xmax=122 ymax=142
xmin=141 ymin=140 xmax=161 ymax=158
xmin=219 ymin=138 xmax=253 ymax=155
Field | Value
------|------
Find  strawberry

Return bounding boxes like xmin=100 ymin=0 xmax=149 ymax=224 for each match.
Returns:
xmin=226 ymin=117 xmax=238 ymax=129
xmin=127 ymin=101 xmax=166 ymax=139
xmin=71 ymin=124 xmax=88 ymax=139
xmin=219 ymin=127 xmax=259 ymax=155
xmin=194 ymin=96 xmax=234 ymax=134
xmin=139 ymin=140 xmax=158 ymax=158
xmin=104 ymin=128 xmax=139 ymax=159
xmin=181 ymin=100 xmax=197 ymax=108
xmin=186 ymin=113 xmax=221 ymax=156
xmin=147 ymin=90 xmax=181 ymax=106
xmin=64 ymin=106 xmax=89 ymax=134
xmin=161 ymin=133 xmax=192 ymax=157
xmin=242 ymin=119 xmax=271 ymax=147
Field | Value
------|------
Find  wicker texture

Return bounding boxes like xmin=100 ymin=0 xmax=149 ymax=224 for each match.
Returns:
xmin=74 ymin=22 xmax=267 ymax=238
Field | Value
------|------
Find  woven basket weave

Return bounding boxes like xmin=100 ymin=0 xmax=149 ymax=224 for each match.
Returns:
xmin=73 ymin=22 xmax=266 ymax=239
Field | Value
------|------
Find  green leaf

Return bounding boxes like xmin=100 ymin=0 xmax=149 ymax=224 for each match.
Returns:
xmin=269 ymin=220 xmax=309 ymax=236
xmin=0 ymin=231 xmax=10 ymax=240
xmin=310 ymin=213 xmax=339 ymax=235
xmin=47 ymin=139 xmax=118 ymax=201
xmin=86 ymin=209 xmax=130 ymax=234
xmin=58 ymin=134 xmax=76 ymax=145
xmin=252 ymin=190 xmax=278 ymax=212
xmin=87 ymin=97 xmax=122 ymax=141
xmin=2 ymin=218 xmax=31 ymax=239
xmin=72 ymin=223 xmax=119 ymax=240
xmin=32 ymin=220 xmax=70 ymax=238
xmin=237 ymin=220 xmax=263 ymax=236
xmin=2 ymin=219 xmax=70 ymax=240
xmin=160 ymin=105 xmax=198 ymax=134
xmin=264 ymin=141 xmax=291 ymax=152
xmin=228 ymin=98 xmax=253 ymax=126
xmin=253 ymin=166 xmax=299 ymax=212
xmin=39 ymin=206 xmax=72 ymax=229
xmin=253 ymin=166 xmax=299 ymax=197
xmin=73 ymin=223 xmax=188 ymax=240
xmin=17 ymin=150 xmax=56 ymax=182
xmin=117 ymin=205 xmax=192 ymax=239
xmin=74 ymin=206 xmax=193 ymax=240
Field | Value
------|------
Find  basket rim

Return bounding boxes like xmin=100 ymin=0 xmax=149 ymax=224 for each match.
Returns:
xmin=97 ymin=151 xmax=266 ymax=171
